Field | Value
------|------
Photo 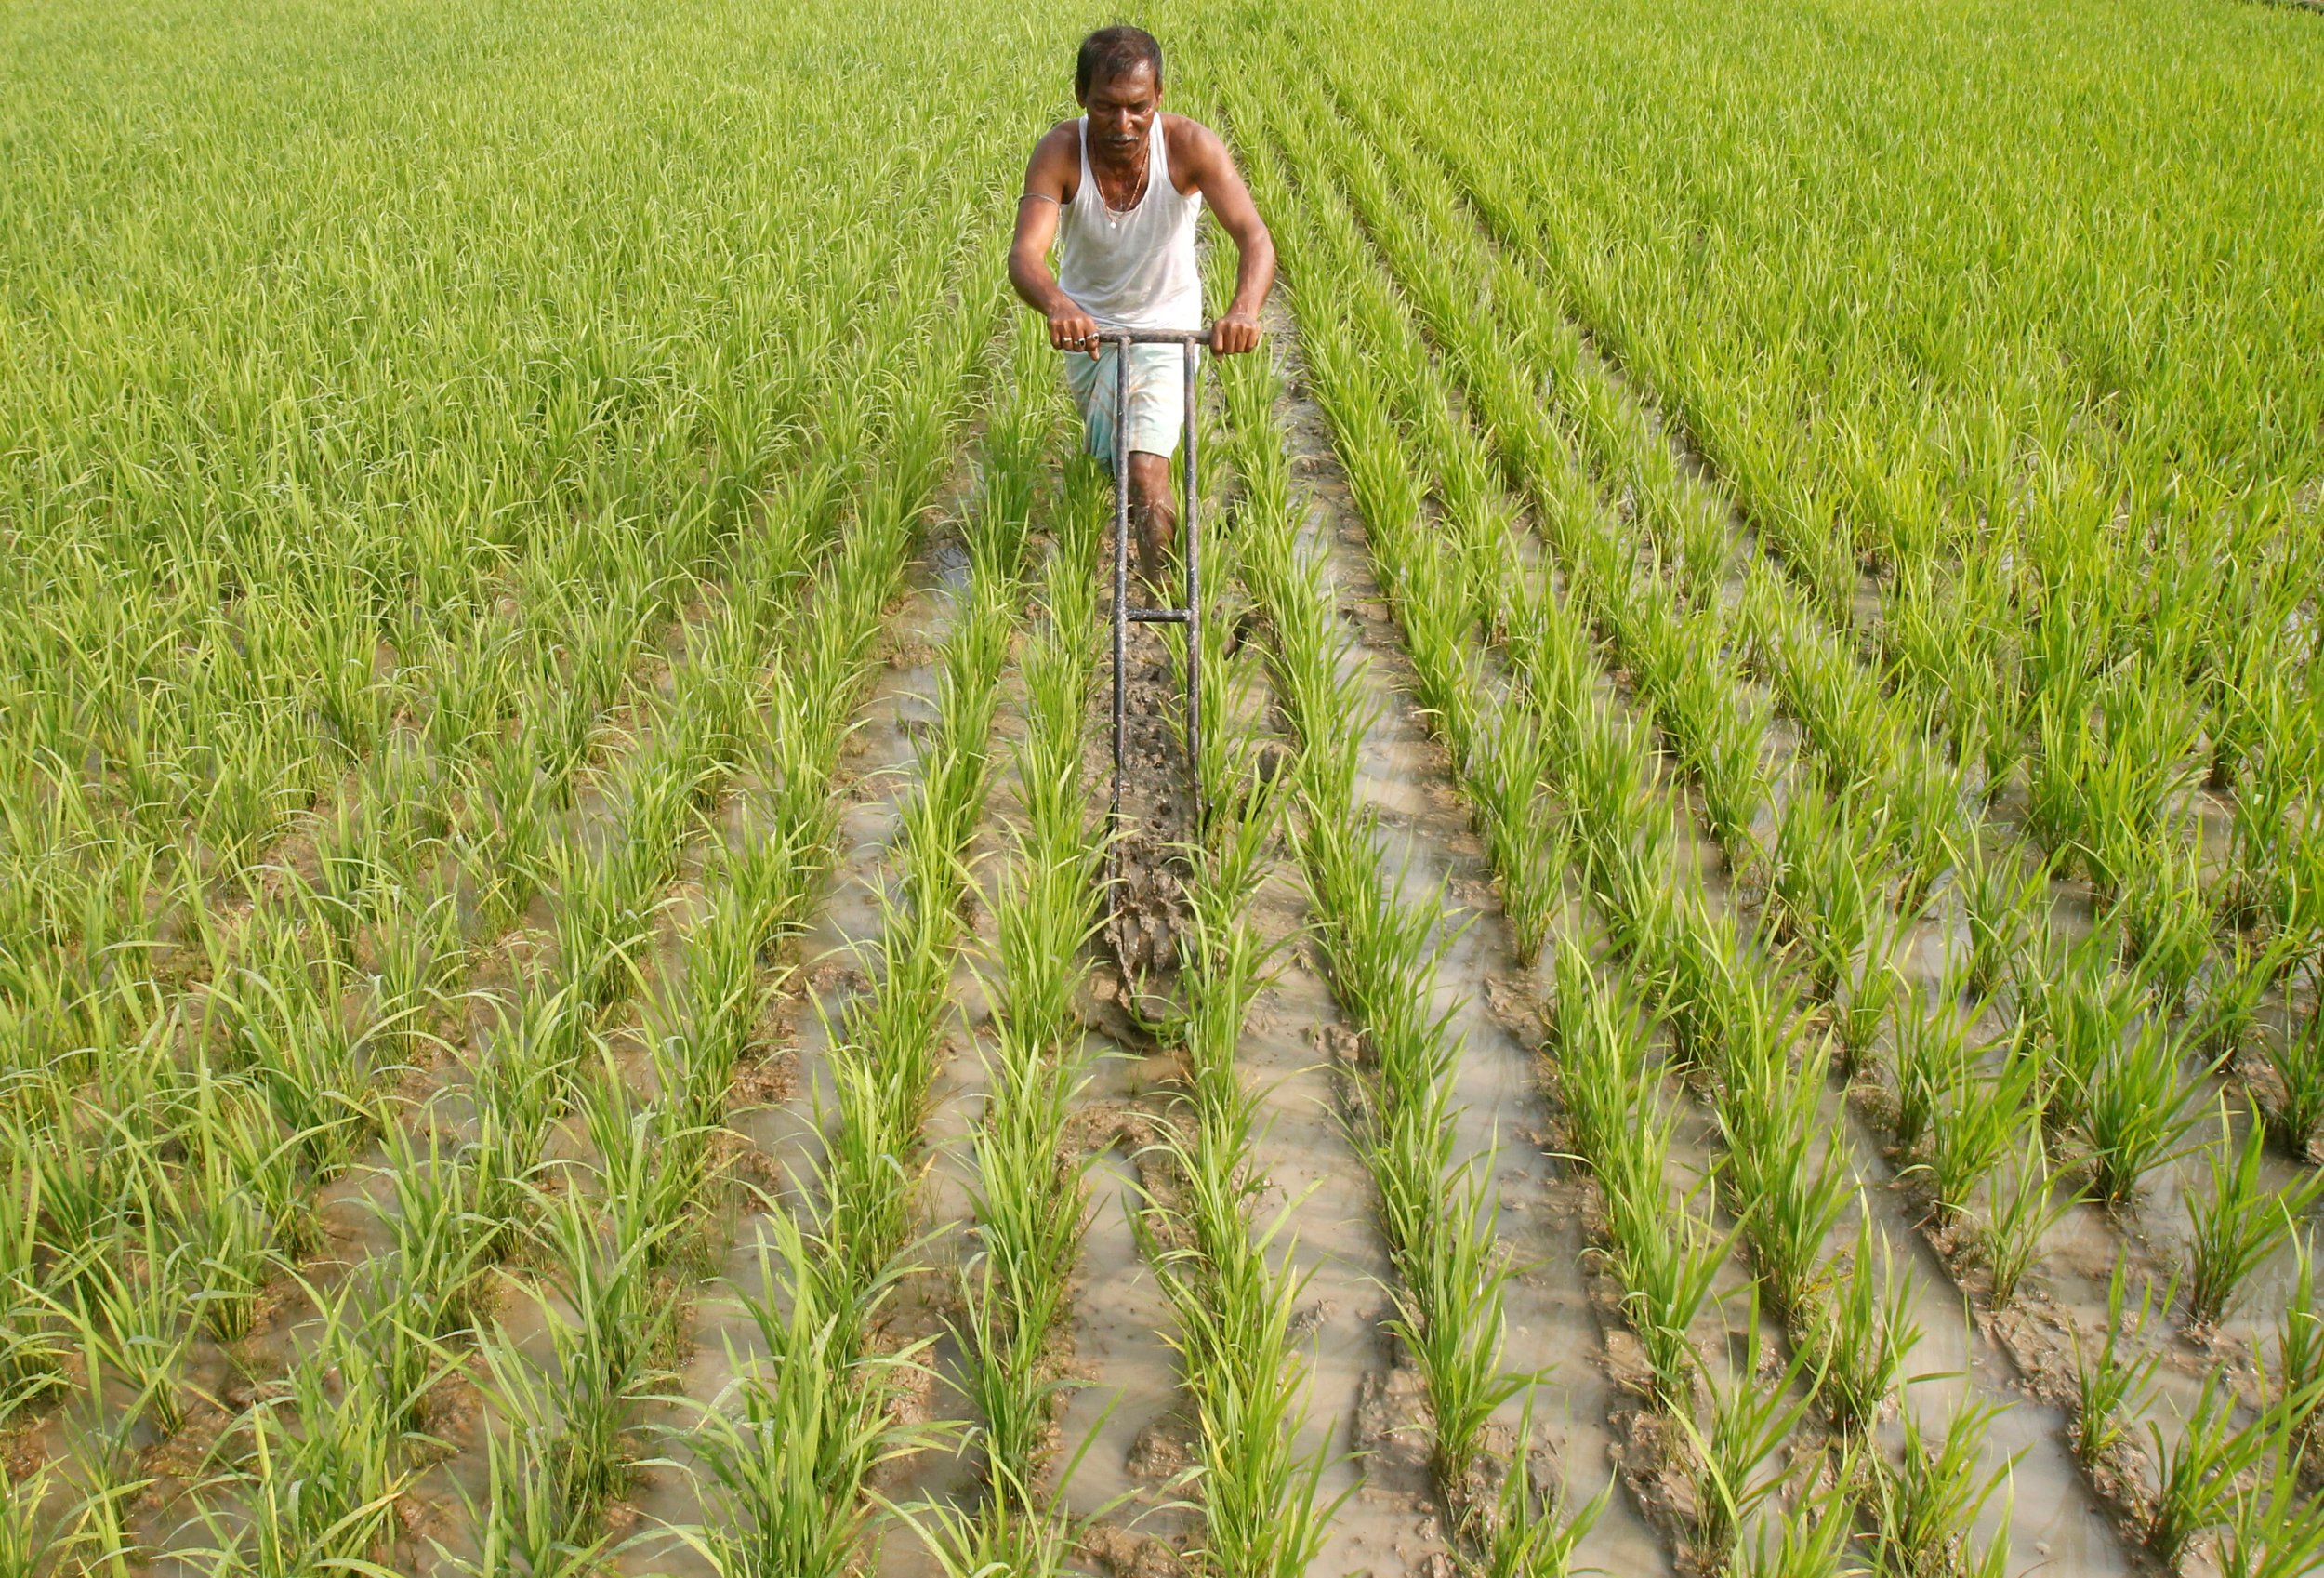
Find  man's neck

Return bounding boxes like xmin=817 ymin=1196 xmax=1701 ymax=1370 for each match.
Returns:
xmin=1089 ymin=120 xmax=1152 ymax=179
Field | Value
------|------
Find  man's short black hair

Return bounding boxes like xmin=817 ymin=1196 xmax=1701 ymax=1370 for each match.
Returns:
xmin=1076 ymin=25 xmax=1163 ymax=99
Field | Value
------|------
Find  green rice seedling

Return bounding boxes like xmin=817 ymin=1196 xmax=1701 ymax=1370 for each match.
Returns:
xmin=523 ymin=1186 xmax=682 ymax=1518
xmin=479 ymin=979 xmax=598 ymax=1132
xmin=1735 ymin=1466 xmax=1866 ymax=1578
xmin=1833 ymin=935 xmax=1905 ymax=1082
xmin=1955 ymin=834 xmax=2045 ymax=1004
xmin=1387 ymin=1159 xmax=1529 ymax=1497
xmin=576 ymin=1055 xmax=714 ymax=1269
xmin=364 ymin=882 xmax=464 ymax=1067
xmin=2184 ymin=1100 xmax=2324 ymax=1326
xmin=3 ymin=1141 xmax=69 ymax=1417
xmin=1477 ymin=1393 xmax=1608 ymax=1578
xmin=1975 ymin=1127 xmax=2078 ymax=1309
xmin=1865 ymin=1388 xmax=2014 ymax=1578
xmin=2110 ymin=835 xmax=2212 ymax=1014
xmin=1602 ymin=1152 xmax=1727 ymax=1416
xmin=1890 ymin=982 xmax=1975 ymax=1160
xmin=2261 ymin=1001 xmax=2324 ymax=1160
xmin=0 ymin=1465 xmax=81 ymax=1577
xmin=1817 ymin=1210 xmax=1921 ymax=1437
xmin=2273 ymin=1237 xmax=2321 ymax=1459
xmin=1720 ymin=1032 xmax=1852 ymax=1322
xmin=2216 ymin=1408 xmax=2324 ymax=1578
xmin=2077 ymin=1014 xmax=2210 ymax=1206
xmin=217 ymin=947 xmax=380 ymax=1181
xmin=1767 ymin=777 xmax=1885 ymax=1003
xmin=1683 ymin=1297 xmax=1820 ymax=1567
xmin=16 ymin=1092 xmax=141 ymax=1276
xmin=956 ymin=1248 xmax=1082 ymax=1513
xmin=1474 ymin=710 xmax=1565 ymax=967
xmin=58 ymin=1439 xmax=148 ymax=1578
xmin=191 ymin=1280 xmax=421 ymax=1576
xmin=546 ymin=837 xmax=664 ymax=1016
xmin=891 ymin=1459 xmax=1084 ymax=1578
xmin=468 ymin=1067 xmax=556 ymax=1253
xmin=2069 ymin=1258 xmax=2162 ymax=1473
xmin=369 ymin=1120 xmax=496 ymax=1343
xmin=1922 ymin=1040 xmax=2040 ymax=1223
xmin=683 ymin=1218 xmax=940 ymax=1578
xmin=1160 ymin=1206 xmax=1340 ymax=1578
xmin=183 ymin=1059 xmax=318 ymax=1258
xmin=448 ymin=1336 xmax=610 ymax=1578
xmin=2146 ymin=1371 xmax=2279 ymax=1568
xmin=1551 ymin=952 xmax=1663 ymax=1194
xmin=653 ymin=908 xmax=760 ymax=1133
xmin=66 ymin=1210 xmax=198 ymax=1440
xmin=169 ymin=1149 xmax=279 ymax=1345
xmin=2194 ymin=931 xmax=2295 ymax=1068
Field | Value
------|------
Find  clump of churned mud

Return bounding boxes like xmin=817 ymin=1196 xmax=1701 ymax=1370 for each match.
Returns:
xmin=1102 ymin=625 xmax=1196 ymax=991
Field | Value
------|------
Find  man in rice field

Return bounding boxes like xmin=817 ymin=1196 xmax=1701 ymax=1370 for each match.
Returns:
xmin=1009 ymin=24 xmax=1275 ymax=591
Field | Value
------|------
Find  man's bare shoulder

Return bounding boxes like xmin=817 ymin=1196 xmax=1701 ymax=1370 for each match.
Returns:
xmin=1025 ymin=120 xmax=1082 ymax=199
xmin=1161 ymin=113 xmax=1230 ymax=192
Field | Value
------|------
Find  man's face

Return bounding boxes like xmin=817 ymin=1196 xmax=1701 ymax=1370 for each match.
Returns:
xmin=1080 ymin=62 xmax=1160 ymax=156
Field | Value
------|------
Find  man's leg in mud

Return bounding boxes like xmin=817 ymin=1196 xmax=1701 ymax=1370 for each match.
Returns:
xmin=1125 ymin=449 xmax=1177 ymax=595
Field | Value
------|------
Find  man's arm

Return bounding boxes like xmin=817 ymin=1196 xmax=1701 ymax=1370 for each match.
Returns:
xmin=1176 ymin=119 xmax=1275 ymax=355
xmin=1010 ymin=125 xmax=1102 ymax=357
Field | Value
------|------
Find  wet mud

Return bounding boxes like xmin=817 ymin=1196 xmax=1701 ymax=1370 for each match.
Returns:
xmin=1103 ymin=621 xmax=1198 ymax=994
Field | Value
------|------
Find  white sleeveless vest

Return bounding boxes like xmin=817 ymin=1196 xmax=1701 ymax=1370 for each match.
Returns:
xmin=1055 ymin=115 xmax=1204 ymax=332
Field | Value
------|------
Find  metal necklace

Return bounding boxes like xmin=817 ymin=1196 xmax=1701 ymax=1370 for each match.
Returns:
xmin=1097 ymin=135 xmax=1150 ymax=222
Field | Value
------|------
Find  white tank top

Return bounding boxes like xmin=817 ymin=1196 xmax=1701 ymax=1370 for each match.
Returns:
xmin=1055 ymin=115 xmax=1203 ymax=332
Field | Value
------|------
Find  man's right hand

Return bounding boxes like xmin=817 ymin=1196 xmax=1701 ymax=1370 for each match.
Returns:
xmin=1048 ymin=306 xmax=1103 ymax=357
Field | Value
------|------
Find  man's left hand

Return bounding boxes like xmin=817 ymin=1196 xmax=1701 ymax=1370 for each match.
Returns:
xmin=1210 ymin=312 xmax=1263 ymax=355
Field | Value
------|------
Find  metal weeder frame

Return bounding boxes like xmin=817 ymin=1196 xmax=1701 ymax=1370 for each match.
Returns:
xmin=1096 ymin=326 xmax=1208 ymax=900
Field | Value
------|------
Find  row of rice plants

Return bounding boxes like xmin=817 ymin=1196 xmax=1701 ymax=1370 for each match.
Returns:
xmin=0 ymin=157 xmax=994 ymax=1545
xmin=1321 ymin=0 xmax=2322 ymax=807
xmin=684 ymin=317 xmax=1049 ymax=1578
xmin=1325 ymin=33 xmax=2324 ymax=1147
xmin=1268 ymin=58 xmax=2324 ymax=1568
xmin=1201 ymin=135 xmax=1601 ymax=1575
xmin=0 ymin=133 xmax=992 ymax=1084
xmin=1274 ymin=43 xmax=2147 ymax=1504
xmin=1293 ymin=57 xmax=2318 ymax=1365
xmin=1114 ymin=240 xmax=1379 ymax=1577
xmin=0 ymin=51 xmax=1005 ymax=1063
xmin=1226 ymin=87 xmax=1942 ymax=1574
xmin=0 ymin=115 xmax=990 ymax=1388
xmin=447 ymin=285 xmax=1010 ymax=1573
xmin=1 ymin=209 xmax=1010 ymax=1568
xmin=877 ymin=348 xmax=1091 ymax=1574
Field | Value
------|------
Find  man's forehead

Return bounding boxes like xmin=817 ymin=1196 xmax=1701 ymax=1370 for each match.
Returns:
xmin=1086 ymin=64 xmax=1159 ymax=102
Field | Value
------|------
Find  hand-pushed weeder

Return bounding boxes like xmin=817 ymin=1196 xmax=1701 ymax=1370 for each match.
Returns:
xmin=1081 ymin=326 xmax=1208 ymax=908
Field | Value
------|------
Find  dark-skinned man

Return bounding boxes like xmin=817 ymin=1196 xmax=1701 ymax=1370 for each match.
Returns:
xmin=1008 ymin=26 xmax=1275 ymax=591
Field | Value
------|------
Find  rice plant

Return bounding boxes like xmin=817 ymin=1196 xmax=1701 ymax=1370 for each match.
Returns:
xmin=2068 ymin=1258 xmax=2163 ymax=1474
xmin=2146 ymin=1372 xmax=2279 ymax=1568
xmin=1974 ymin=1127 xmax=2078 ymax=1311
xmin=683 ymin=1219 xmax=943 ymax=1578
xmin=1864 ymin=1389 xmax=2014 ymax=1578
xmin=2216 ymin=1409 xmax=2324 ymax=1578
xmin=1680 ymin=1297 xmax=1821 ymax=1567
xmin=1816 ymin=1211 xmax=1921 ymax=1438
xmin=2184 ymin=1101 xmax=2324 ymax=1326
